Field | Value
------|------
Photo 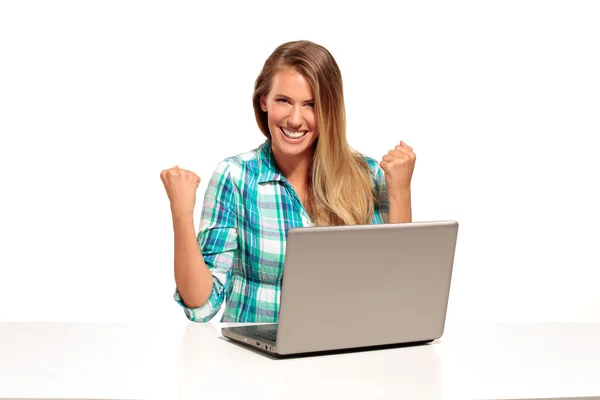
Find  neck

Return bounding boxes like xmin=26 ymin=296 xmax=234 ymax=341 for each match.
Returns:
xmin=272 ymin=146 xmax=313 ymax=187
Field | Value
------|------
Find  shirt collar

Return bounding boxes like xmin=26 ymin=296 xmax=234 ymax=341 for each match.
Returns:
xmin=257 ymin=140 xmax=286 ymax=184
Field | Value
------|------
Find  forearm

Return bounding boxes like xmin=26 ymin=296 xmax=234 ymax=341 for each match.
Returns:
xmin=172 ymin=213 xmax=214 ymax=308
xmin=388 ymin=189 xmax=412 ymax=223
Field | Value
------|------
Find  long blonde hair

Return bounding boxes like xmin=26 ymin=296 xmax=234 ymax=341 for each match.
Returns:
xmin=252 ymin=40 xmax=377 ymax=226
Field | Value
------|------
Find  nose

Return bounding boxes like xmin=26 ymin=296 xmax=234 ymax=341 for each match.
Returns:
xmin=288 ymin=105 xmax=303 ymax=128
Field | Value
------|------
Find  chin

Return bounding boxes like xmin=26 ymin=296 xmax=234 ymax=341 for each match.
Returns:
xmin=277 ymin=138 xmax=316 ymax=156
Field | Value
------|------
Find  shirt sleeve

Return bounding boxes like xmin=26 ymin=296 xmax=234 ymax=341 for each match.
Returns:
xmin=364 ymin=156 xmax=389 ymax=224
xmin=173 ymin=160 xmax=239 ymax=322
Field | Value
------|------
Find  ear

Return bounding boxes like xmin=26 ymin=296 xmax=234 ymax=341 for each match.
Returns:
xmin=260 ymin=95 xmax=268 ymax=112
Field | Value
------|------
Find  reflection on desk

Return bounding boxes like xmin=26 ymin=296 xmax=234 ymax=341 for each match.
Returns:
xmin=0 ymin=321 xmax=598 ymax=399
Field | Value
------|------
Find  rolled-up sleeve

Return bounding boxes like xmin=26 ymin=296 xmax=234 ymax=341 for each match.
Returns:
xmin=173 ymin=161 xmax=239 ymax=322
xmin=365 ymin=156 xmax=389 ymax=224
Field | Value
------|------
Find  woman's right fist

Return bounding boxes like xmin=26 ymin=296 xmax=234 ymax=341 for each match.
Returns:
xmin=160 ymin=166 xmax=201 ymax=217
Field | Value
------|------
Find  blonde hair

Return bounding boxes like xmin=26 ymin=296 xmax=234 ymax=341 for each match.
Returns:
xmin=252 ymin=40 xmax=377 ymax=226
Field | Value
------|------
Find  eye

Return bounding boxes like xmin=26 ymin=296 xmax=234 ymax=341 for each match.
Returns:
xmin=305 ymin=102 xmax=315 ymax=108
xmin=276 ymin=98 xmax=289 ymax=104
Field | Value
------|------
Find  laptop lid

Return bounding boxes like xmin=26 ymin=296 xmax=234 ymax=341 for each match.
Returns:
xmin=275 ymin=220 xmax=458 ymax=355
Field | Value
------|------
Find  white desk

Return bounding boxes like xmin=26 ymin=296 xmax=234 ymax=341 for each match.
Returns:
xmin=1 ymin=321 xmax=599 ymax=399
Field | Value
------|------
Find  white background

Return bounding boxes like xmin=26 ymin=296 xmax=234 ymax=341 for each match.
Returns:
xmin=0 ymin=0 xmax=598 ymax=323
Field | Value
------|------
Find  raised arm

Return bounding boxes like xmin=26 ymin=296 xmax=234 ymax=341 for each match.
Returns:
xmin=380 ymin=141 xmax=416 ymax=223
xmin=161 ymin=166 xmax=213 ymax=308
xmin=162 ymin=162 xmax=239 ymax=322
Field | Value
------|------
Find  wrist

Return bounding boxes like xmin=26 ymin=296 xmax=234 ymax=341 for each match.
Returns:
xmin=388 ymin=188 xmax=411 ymax=202
xmin=171 ymin=210 xmax=194 ymax=224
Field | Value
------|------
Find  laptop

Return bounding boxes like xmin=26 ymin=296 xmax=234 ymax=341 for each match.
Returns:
xmin=221 ymin=220 xmax=459 ymax=356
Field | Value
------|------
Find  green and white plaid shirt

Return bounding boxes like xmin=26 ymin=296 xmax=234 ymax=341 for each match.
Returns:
xmin=174 ymin=140 xmax=389 ymax=322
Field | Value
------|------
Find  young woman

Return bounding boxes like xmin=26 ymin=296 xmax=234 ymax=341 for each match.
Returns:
xmin=160 ymin=40 xmax=416 ymax=322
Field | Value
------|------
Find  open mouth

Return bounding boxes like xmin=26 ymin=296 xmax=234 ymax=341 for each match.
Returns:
xmin=280 ymin=127 xmax=308 ymax=140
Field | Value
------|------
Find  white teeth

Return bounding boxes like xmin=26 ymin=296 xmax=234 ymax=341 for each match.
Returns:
xmin=281 ymin=127 xmax=306 ymax=139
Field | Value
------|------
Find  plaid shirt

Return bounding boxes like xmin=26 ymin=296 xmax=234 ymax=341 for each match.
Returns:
xmin=174 ymin=140 xmax=389 ymax=322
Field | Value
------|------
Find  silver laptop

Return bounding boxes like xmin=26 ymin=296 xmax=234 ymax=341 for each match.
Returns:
xmin=222 ymin=220 xmax=459 ymax=356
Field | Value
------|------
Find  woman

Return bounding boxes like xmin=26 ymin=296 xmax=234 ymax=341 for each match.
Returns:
xmin=160 ymin=40 xmax=416 ymax=323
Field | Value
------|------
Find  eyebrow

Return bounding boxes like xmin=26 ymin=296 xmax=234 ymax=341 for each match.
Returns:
xmin=274 ymin=94 xmax=314 ymax=102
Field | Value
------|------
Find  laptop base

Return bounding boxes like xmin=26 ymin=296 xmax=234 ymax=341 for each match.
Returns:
xmin=222 ymin=324 xmax=435 ymax=358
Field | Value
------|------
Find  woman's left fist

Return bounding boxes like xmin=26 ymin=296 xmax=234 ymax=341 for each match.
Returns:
xmin=380 ymin=141 xmax=416 ymax=194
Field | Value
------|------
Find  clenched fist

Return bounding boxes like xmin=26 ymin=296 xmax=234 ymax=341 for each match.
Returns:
xmin=380 ymin=141 xmax=416 ymax=197
xmin=160 ymin=165 xmax=201 ymax=217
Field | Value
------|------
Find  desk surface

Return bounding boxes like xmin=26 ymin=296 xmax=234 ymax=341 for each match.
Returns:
xmin=0 ymin=320 xmax=599 ymax=400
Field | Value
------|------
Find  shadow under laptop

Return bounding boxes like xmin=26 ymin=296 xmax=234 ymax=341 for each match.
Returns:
xmin=217 ymin=335 xmax=440 ymax=360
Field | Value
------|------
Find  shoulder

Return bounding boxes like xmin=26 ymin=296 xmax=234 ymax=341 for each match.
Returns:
xmin=209 ymin=142 xmax=265 ymax=187
xmin=362 ymin=154 xmax=381 ymax=173
xmin=354 ymin=152 xmax=384 ymax=181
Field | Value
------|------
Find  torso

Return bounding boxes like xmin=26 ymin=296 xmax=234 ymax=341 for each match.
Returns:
xmin=205 ymin=141 xmax=386 ymax=322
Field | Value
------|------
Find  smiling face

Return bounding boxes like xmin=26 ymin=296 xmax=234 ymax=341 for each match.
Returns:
xmin=260 ymin=67 xmax=319 ymax=160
